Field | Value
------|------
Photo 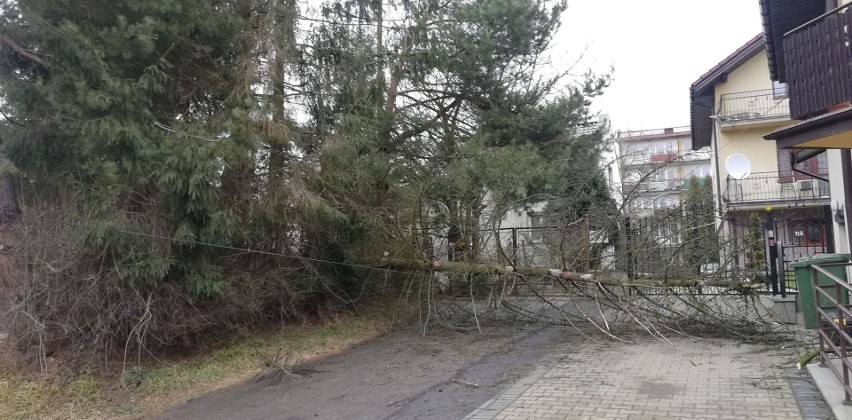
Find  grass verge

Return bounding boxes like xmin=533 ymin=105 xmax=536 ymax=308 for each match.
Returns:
xmin=0 ymin=306 xmax=411 ymax=419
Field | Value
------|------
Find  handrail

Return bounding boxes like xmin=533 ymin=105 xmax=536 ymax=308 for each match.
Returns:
xmin=813 ymin=264 xmax=852 ymax=293
xmin=784 ymin=2 xmax=851 ymax=37
xmin=812 ymin=261 xmax=852 ymax=405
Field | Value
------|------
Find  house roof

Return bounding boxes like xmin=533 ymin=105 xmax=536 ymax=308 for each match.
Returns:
xmin=617 ymin=128 xmax=691 ymax=143
xmin=691 ymin=34 xmax=765 ymax=97
xmin=690 ymin=34 xmax=765 ymax=150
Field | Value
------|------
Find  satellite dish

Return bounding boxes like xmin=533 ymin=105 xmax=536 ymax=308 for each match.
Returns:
xmin=726 ymin=153 xmax=752 ymax=180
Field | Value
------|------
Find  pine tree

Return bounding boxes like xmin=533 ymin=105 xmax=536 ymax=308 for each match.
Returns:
xmin=0 ymin=0 xmax=293 ymax=296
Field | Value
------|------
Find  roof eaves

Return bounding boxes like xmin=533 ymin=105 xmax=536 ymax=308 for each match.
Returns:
xmin=617 ymin=131 xmax=691 ymax=143
xmin=690 ymin=34 xmax=765 ymax=96
xmin=759 ymin=0 xmax=778 ymax=81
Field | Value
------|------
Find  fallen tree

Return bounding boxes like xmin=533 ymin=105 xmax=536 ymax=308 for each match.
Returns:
xmin=373 ymin=258 xmax=765 ymax=289
xmin=368 ymin=256 xmax=792 ymax=346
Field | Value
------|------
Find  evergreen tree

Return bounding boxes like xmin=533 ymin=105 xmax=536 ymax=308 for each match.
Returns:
xmin=0 ymin=0 xmax=300 ymax=297
xmin=0 ymin=0 xmax=614 ymax=353
xmin=681 ymin=176 xmax=718 ymax=273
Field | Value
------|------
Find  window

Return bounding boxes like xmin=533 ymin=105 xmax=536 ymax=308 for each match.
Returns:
xmin=648 ymin=141 xmax=675 ymax=156
xmin=789 ymin=224 xmax=804 ymax=246
xmin=529 ymin=213 xmax=543 ymax=241
xmin=807 ymin=223 xmax=822 ymax=243
xmin=652 ymin=168 xmax=675 ymax=182
xmin=690 ymin=165 xmax=709 ymax=178
xmin=773 ymin=80 xmax=788 ymax=99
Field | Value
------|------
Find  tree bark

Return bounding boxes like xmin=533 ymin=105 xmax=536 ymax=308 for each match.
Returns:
xmin=0 ymin=173 xmax=21 ymax=225
xmin=373 ymin=257 xmax=759 ymax=289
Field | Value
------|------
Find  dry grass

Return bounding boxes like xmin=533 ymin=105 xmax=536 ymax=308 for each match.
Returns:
xmin=0 ymin=306 xmax=412 ymax=419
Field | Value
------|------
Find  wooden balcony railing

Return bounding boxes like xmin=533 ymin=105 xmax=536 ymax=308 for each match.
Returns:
xmin=783 ymin=3 xmax=852 ymax=120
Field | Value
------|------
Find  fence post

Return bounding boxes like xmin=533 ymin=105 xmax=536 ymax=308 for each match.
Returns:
xmin=511 ymin=227 xmax=518 ymax=267
xmin=766 ymin=210 xmax=779 ymax=296
xmin=624 ymin=217 xmax=634 ymax=281
xmin=777 ymin=242 xmax=786 ymax=298
xmin=815 ymin=267 xmax=827 ymax=367
xmin=824 ymin=204 xmax=835 ymax=253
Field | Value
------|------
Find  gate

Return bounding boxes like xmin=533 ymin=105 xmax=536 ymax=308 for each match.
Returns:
xmin=774 ymin=207 xmax=832 ymax=293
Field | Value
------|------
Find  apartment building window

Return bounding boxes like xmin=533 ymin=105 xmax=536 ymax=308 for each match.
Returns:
xmin=647 ymin=141 xmax=674 ymax=156
xmin=689 ymin=166 xmax=709 ymax=178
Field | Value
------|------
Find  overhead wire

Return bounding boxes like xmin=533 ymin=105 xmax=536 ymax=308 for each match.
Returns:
xmin=49 ymin=219 xmax=432 ymax=279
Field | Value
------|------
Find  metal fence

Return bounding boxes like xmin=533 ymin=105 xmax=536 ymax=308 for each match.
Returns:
xmin=620 ymin=203 xmax=721 ymax=281
xmin=427 ymin=203 xmax=833 ymax=295
xmin=477 ymin=223 xmax=598 ymax=272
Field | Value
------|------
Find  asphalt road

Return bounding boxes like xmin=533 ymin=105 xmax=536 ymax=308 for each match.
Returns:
xmin=155 ymin=320 xmax=579 ymax=420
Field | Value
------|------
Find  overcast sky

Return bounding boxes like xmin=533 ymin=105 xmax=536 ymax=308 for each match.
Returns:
xmin=552 ymin=0 xmax=764 ymax=132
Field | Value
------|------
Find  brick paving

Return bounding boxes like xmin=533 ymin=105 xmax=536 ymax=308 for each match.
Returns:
xmin=466 ymin=336 xmax=804 ymax=420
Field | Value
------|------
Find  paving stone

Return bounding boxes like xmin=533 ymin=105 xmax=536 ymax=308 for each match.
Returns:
xmin=464 ymin=336 xmax=810 ymax=420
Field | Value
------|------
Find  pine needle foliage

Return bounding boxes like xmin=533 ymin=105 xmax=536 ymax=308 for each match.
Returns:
xmin=0 ymin=0 xmax=614 ymax=360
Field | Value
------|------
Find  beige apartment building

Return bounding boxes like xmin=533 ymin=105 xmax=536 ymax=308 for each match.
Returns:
xmin=690 ymin=34 xmax=833 ymax=275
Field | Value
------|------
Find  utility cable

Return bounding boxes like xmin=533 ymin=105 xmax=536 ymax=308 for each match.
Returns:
xmin=49 ymin=219 xmax=432 ymax=279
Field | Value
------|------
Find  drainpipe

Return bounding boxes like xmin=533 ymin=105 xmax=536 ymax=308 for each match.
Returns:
xmin=709 ymin=115 xmax=728 ymax=270
xmin=710 ymin=116 xmax=724 ymax=222
xmin=842 ymin=150 xmax=852 ymax=254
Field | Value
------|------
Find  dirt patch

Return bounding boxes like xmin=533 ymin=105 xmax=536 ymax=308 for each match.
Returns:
xmin=156 ymin=320 xmax=579 ymax=420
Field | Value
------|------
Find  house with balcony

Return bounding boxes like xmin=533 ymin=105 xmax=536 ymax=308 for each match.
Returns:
xmin=690 ymin=34 xmax=834 ymax=272
xmin=617 ymin=127 xmax=711 ymax=217
xmin=760 ymin=0 xmax=852 ymax=258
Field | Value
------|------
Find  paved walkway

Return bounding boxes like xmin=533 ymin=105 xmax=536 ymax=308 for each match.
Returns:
xmin=466 ymin=336 xmax=804 ymax=420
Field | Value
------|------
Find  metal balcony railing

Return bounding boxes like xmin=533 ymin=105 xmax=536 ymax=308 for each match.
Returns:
xmin=723 ymin=171 xmax=829 ymax=204
xmin=718 ymin=89 xmax=790 ymax=122
xmin=783 ymin=3 xmax=852 ymax=120
xmin=813 ymin=261 xmax=852 ymax=404
xmin=623 ymin=180 xmax=686 ymax=197
xmin=622 ymin=150 xmax=711 ymax=168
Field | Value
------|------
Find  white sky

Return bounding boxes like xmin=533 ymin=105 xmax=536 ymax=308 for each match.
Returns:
xmin=552 ymin=0 xmax=764 ymax=132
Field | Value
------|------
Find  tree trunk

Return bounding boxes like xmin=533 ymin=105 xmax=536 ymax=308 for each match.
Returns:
xmin=373 ymin=257 xmax=751 ymax=289
xmin=0 ymin=173 xmax=21 ymax=224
